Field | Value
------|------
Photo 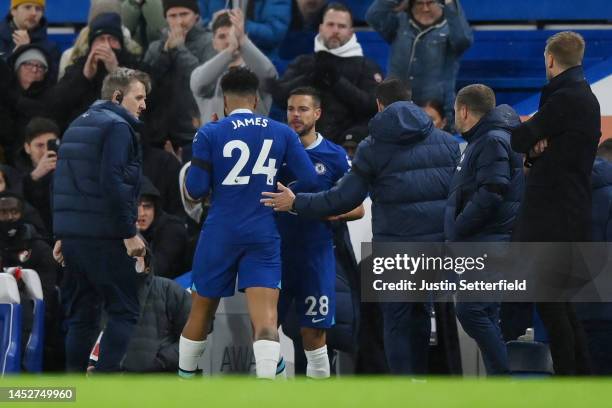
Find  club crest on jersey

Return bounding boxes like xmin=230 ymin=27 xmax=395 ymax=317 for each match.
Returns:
xmin=314 ymin=162 xmax=326 ymax=175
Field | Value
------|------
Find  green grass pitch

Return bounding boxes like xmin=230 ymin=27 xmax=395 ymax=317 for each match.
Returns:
xmin=2 ymin=376 xmax=612 ymax=407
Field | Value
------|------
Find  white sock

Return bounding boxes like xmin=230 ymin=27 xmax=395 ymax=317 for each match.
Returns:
xmin=179 ymin=336 xmax=207 ymax=377
xmin=305 ymin=345 xmax=330 ymax=379
xmin=253 ymin=340 xmax=280 ymax=379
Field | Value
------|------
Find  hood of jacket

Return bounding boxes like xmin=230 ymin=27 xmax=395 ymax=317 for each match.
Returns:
xmin=368 ymin=101 xmax=433 ymax=145
xmin=462 ymin=104 xmax=521 ymax=143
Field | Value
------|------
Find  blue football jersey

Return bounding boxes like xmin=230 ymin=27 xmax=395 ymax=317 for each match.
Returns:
xmin=186 ymin=109 xmax=317 ymax=243
xmin=277 ymin=133 xmax=351 ymax=245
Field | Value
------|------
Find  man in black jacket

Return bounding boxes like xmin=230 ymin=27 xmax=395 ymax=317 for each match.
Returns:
xmin=510 ymin=31 xmax=600 ymax=375
xmin=137 ymin=177 xmax=188 ymax=279
xmin=271 ymin=2 xmax=382 ymax=144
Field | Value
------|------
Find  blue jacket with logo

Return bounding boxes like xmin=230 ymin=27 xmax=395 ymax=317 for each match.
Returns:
xmin=53 ymin=101 xmax=142 ymax=239
xmin=294 ymin=101 xmax=460 ymax=242
xmin=444 ymin=105 xmax=523 ymax=242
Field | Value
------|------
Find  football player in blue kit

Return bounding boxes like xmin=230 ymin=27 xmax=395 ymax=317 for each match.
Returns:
xmin=178 ymin=68 xmax=318 ymax=379
xmin=276 ymin=87 xmax=364 ymax=378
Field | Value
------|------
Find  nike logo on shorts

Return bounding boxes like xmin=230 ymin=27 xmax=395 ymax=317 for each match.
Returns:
xmin=311 ymin=317 xmax=325 ymax=323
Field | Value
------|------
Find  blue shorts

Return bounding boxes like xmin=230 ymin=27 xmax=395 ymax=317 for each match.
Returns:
xmin=279 ymin=241 xmax=336 ymax=329
xmin=192 ymin=235 xmax=281 ymax=298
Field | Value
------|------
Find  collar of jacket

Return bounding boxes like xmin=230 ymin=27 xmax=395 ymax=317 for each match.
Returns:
xmin=93 ymin=100 xmax=143 ymax=129
xmin=541 ymin=65 xmax=585 ymax=102
xmin=461 ymin=104 xmax=521 ymax=143
xmin=186 ymin=23 xmax=208 ymax=43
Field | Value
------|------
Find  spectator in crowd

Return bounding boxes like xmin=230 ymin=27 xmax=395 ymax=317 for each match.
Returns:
xmin=202 ymin=0 xmax=291 ymax=58
xmin=121 ymin=0 xmax=167 ymax=51
xmin=421 ymin=100 xmax=447 ymax=130
xmin=45 ymin=12 xmax=145 ymax=131
xmin=339 ymin=126 xmax=367 ymax=159
xmin=511 ymin=31 xmax=600 ymax=376
xmin=190 ymin=9 xmax=277 ymax=125
xmin=0 ymin=0 xmax=59 ymax=79
xmin=262 ymin=79 xmax=460 ymax=375
xmin=14 ymin=117 xmax=59 ymax=234
xmin=446 ymin=84 xmax=524 ymax=375
xmin=137 ymin=177 xmax=188 ymax=279
xmin=278 ymin=0 xmax=327 ymax=61
xmin=0 ymin=191 xmax=63 ymax=370
xmin=88 ymin=253 xmax=192 ymax=373
xmin=52 ymin=68 xmax=149 ymax=372
xmin=366 ymin=0 xmax=472 ymax=126
xmin=143 ymin=0 xmax=215 ymax=149
xmin=271 ymin=3 xmax=382 ymax=145
xmin=0 ymin=164 xmax=47 ymax=236
xmin=574 ymin=140 xmax=612 ymax=376
xmin=141 ymin=141 xmax=184 ymax=216
xmin=0 ymin=44 xmax=53 ymax=158
xmin=59 ymin=0 xmax=143 ymax=80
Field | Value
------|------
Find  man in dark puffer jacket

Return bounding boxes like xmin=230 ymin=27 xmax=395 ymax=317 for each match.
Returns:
xmin=262 ymin=78 xmax=460 ymax=374
xmin=53 ymin=68 xmax=149 ymax=373
xmin=445 ymin=84 xmax=523 ymax=375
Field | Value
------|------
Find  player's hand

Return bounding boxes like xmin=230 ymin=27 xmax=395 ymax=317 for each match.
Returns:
xmin=211 ymin=113 xmax=219 ymax=122
xmin=52 ymin=240 xmax=65 ymax=266
xmin=260 ymin=182 xmax=295 ymax=212
xmin=12 ymin=30 xmax=30 ymax=49
xmin=124 ymin=235 xmax=146 ymax=257
xmin=31 ymin=151 xmax=57 ymax=181
xmin=529 ymin=139 xmax=548 ymax=158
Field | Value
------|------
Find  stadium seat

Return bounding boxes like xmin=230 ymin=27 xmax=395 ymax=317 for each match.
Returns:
xmin=0 ymin=273 xmax=22 ymax=375
xmin=506 ymin=340 xmax=554 ymax=376
xmin=15 ymin=269 xmax=45 ymax=373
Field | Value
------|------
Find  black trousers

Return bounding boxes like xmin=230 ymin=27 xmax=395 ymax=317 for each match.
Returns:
xmin=536 ymin=302 xmax=591 ymax=375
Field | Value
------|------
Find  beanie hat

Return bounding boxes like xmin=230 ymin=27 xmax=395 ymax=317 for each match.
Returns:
xmin=88 ymin=12 xmax=124 ymax=48
xmin=162 ymin=0 xmax=200 ymax=17
xmin=88 ymin=0 xmax=121 ymax=24
xmin=13 ymin=47 xmax=48 ymax=72
xmin=11 ymin=0 xmax=45 ymax=9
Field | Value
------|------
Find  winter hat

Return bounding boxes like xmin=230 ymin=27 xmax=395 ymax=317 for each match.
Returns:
xmin=11 ymin=0 xmax=45 ymax=9
xmin=88 ymin=0 xmax=121 ymax=24
xmin=88 ymin=12 xmax=124 ymax=47
xmin=162 ymin=0 xmax=200 ymax=16
xmin=13 ymin=47 xmax=48 ymax=72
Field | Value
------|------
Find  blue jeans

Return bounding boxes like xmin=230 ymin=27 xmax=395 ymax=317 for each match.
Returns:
xmin=456 ymin=301 xmax=509 ymax=375
xmin=380 ymin=302 xmax=431 ymax=375
xmin=61 ymin=239 xmax=139 ymax=372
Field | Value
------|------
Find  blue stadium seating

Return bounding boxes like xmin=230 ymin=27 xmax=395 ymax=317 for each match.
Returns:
xmin=2 ymin=0 xmax=611 ymax=25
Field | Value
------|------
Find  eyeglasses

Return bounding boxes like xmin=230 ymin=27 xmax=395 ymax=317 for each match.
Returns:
xmin=21 ymin=61 xmax=48 ymax=73
xmin=414 ymin=0 xmax=438 ymax=9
